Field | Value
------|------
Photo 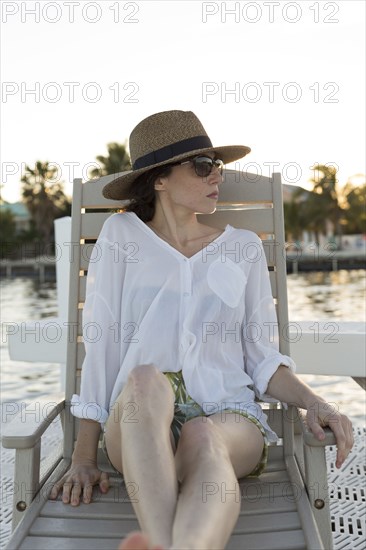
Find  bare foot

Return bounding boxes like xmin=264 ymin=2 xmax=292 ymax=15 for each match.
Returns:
xmin=118 ymin=531 xmax=165 ymax=550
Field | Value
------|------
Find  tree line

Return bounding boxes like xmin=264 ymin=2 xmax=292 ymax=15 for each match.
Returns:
xmin=0 ymin=143 xmax=364 ymax=259
xmin=284 ymin=165 xmax=365 ymax=246
xmin=0 ymin=143 xmax=130 ymax=259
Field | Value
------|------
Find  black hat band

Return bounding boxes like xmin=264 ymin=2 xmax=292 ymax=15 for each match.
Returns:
xmin=133 ymin=135 xmax=213 ymax=170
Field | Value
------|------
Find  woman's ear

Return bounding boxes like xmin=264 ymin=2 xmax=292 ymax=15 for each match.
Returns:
xmin=153 ymin=176 xmax=167 ymax=192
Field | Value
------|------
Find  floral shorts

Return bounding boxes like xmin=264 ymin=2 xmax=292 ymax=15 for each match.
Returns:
xmin=102 ymin=371 xmax=268 ymax=478
xmin=164 ymin=371 xmax=268 ymax=478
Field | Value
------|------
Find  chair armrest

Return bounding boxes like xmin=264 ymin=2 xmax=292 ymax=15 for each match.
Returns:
xmin=2 ymin=396 xmax=65 ymax=450
xmin=299 ymin=415 xmax=336 ymax=447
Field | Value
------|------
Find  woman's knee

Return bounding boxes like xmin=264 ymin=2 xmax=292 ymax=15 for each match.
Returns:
xmin=123 ymin=364 xmax=155 ymax=389
xmin=122 ymin=364 xmax=175 ymax=410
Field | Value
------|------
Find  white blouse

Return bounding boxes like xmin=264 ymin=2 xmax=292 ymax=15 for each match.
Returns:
xmin=71 ymin=211 xmax=296 ymax=442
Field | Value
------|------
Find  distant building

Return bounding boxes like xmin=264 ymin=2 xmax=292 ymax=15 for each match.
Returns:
xmin=0 ymin=202 xmax=31 ymax=234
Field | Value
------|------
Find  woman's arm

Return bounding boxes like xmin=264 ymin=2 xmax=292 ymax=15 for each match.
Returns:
xmin=240 ymin=234 xmax=354 ymax=468
xmin=72 ymin=418 xmax=102 ymax=464
xmin=50 ymin=419 xmax=109 ymax=505
xmin=267 ymin=365 xmax=354 ymax=468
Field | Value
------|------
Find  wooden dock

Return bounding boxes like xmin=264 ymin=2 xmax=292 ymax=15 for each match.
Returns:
xmin=0 ymin=258 xmax=56 ymax=282
xmin=286 ymin=250 xmax=366 ymax=273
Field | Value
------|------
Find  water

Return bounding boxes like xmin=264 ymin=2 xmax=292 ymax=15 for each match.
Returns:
xmin=1 ymin=270 xmax=365 ymax=427
xmin=0 ymin=279 xmax=61 ymax=405
xmin=287 ymin=270 xmax=366 ymax=322
xmin=286 ymin=270 xmax=366 ymax=428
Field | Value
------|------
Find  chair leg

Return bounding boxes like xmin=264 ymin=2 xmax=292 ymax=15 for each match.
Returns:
xmin=304 ymin=445 xmax=333 ymax=550
xmin=12 ymin=442 xmax=41 ymax=529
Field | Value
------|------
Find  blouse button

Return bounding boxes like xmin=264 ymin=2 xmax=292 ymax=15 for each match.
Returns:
xmin=183 ymin=292 xmax=190 ymax=297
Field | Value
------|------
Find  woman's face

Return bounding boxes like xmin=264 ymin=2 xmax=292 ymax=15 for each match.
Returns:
xmin=155 ymin=156 xmax=223 ymax=215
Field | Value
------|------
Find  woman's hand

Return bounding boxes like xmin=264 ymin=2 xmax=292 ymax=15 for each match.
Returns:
xmin=305 ymin=399 xmax=354 ymax=469
xmin=266 ymin=366 xmax=354 ymax=469
xmin=49 ymin=460 xmax=110 ymax=506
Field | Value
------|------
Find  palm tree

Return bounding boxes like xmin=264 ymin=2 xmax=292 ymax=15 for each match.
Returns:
xmin=89 ymin=142 xmax=131 ymax=178
xmin=0 ymin=183 xmax=5 ymax=205
xmin=21 ymin=161 xmax=71 ymax=254
xmin=286 ymin=165 xmax=343 ymax=248
xmin=308 ymin=164 xmax=343 ymax=247
xmin=0 ymin=208 xmax=17 ymax=258
xmin=283 ymin=185 xmax=321 ymax=246
xmin=342 ymin=178 xmax=366 ymax=234
xmin=284 ymin=200 xmax=305 ymax=242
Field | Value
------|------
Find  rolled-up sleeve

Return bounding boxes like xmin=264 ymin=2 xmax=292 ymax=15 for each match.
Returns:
xmin=242 ymin=234 xmax=296 ymax=402
xmin=71 ymin=216 xmax=124 ymax=425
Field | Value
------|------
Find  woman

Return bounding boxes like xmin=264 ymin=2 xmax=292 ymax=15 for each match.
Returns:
xmin=50 ymin=110 xmax=354 ymax=550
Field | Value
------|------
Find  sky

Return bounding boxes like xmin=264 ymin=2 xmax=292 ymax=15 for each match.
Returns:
xmin=1 ymin=0 xmax=365 ymax=203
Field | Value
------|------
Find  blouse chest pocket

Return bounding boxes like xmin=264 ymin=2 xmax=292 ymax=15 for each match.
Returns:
xmin=206 ymin=258 xmax=247 ymax=308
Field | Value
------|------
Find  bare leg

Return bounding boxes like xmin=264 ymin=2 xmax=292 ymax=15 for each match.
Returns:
xmin=105 ymin=365 xmax=178 ymax=549
xmin=171 ymin=413 xmax=264 ymax=550
xmin=107 ymin=369 xmax=264 ymax=550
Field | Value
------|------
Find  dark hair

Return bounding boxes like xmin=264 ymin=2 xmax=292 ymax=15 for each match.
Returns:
xmin=122 ymin=164 xmax=173 ymax=222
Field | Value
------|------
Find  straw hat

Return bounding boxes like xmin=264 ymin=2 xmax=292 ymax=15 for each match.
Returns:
xmin=102 ymin=110 xmax=251 ymax=200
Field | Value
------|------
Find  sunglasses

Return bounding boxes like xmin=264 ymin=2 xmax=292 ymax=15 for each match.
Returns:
xmin=177 ymin=156 xmax=224 ymax=177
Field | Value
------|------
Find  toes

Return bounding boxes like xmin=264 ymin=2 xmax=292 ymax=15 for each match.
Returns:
xmin=118 ymin=532 xmax=151 ymax=550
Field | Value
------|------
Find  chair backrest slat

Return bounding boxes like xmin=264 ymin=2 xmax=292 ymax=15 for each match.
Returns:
xmin=81 ymin=170 xmax=274 ymax=206
xmin=218 ymin=171 xmax=273 ymax=202
xmin=81 ymin=212 xmax=113 ymax=239
xmin=197 ymin=209 xmax=274 ymax=233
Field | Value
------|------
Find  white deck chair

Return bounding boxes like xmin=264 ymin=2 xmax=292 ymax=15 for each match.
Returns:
xmin=2 ymin=170 xmax=336 ymax=550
